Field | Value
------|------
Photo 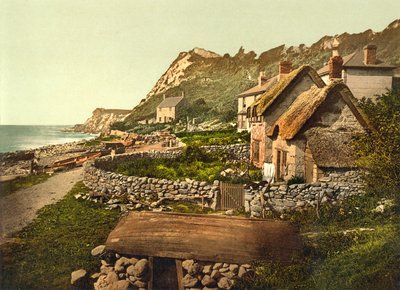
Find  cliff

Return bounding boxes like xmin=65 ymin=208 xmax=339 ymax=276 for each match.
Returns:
xmin=73 ymin=108 xmax=131 ymax=134
xmin=122 ymin=19 xmax=400 ymax=126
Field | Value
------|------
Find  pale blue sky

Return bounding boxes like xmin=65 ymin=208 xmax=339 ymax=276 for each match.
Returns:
xmin=1 ymin=0 xmax=399 ymax=125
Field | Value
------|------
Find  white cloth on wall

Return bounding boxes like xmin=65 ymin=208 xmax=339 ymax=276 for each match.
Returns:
xmin=263 ymin=163 xmax=275 ymax=184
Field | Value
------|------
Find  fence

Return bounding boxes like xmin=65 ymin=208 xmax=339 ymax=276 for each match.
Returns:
xmin=219 ymin=182 xmax=245 ymax=210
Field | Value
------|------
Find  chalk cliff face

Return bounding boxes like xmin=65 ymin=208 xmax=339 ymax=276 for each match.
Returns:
xmin=74 ymin=108 xmax=131 ymax=134
xmin=122 ymin=19 xmax=400 ymax=126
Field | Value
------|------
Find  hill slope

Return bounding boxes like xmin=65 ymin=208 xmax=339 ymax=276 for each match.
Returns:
xmin=123 ymin=19 xmax=400 ymax=126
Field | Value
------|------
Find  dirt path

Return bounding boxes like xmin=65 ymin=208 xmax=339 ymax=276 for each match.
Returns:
xmin=0 ymin=167 xmax=83 ymax=244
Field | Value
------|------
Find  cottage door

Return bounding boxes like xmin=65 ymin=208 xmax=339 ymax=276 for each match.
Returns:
xmin=276 ymin=150 xmax=281 ymax=180
xmin=304 ymin=146 xmax=314 ymax=183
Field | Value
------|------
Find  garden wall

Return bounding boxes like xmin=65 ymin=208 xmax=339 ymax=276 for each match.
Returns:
xmin=246 ymin=170 xmax=364 ymax=217
xmin=200 ymin=144 xmax=249 ymax=161
xmin=83 ymin=150 xmax=219 ymax=210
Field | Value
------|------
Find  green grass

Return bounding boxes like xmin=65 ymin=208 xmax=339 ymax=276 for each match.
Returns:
xmin=0 ymin=173 xmax=51 ymax=197
xmin=165 ymin=201 xmax=215 ymax=214
xmin=115 ymin=146 xmax=260 ymax=183
xmin=234 ymin=195 xmax=400 ymax=290
xmin=176 ymin=129 xmax=250 ymax=146
xmin=0 ymin=181 xmax=120 ymax=290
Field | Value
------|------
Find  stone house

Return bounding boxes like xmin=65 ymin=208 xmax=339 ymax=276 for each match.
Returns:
xmin=266 ymin=82 xmax=369 ymax=182
xmin=318 ymin=43 xmax=398 ymax=100
xmin=237 ymin=62 xmax=296 ymax=132
xmin=248 ymin=65 xmax=325 ymax=168
xmin=248 ymin=61 xmax=370 ymax=183
xmin=156 ymin=94 xmax=185 ymax=123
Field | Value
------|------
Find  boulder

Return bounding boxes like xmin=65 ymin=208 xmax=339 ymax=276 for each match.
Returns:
xmin=182 ymin=259 xmax=195 ymax=271
xmin=188 ymin=262 xmax=203 ymax=275
xmin=182 ymin=274 xmax=199 ymax=288
xmin=201 ymin=275 xmax=216 ymax=287
xmin=133 ymin=259 xmax=149 ymax=277
xmin=218 ymin=277 xmax=233 ymax=289
xmin=71 ymin=269 xmax=87 ymax=285
xmin=91 ymin=245 xmax=106 ymax=256
xmin=111 ymin=280 xmax=130 ymax=290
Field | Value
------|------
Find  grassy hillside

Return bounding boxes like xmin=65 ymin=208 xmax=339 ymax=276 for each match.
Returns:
xmin=123 ymin=19 xmax=400 ymax=127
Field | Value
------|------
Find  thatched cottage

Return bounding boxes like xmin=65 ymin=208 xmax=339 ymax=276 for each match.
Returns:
xmin=318 ymin=42 xmax=398 ymax=100
xmin=156 ymin=93 xmax=185 ymax=123
xmin=248 ymin=65 xmax=325 ymax=168
xmin=248 ymin=62 xmax=370 ymax=183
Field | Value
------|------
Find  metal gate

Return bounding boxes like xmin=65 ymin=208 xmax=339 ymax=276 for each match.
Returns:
xmin=219 ymin=182 xmax=245 ymax=210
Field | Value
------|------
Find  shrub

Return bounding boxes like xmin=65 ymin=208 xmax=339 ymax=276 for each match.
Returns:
xmin=353 ymin=89 xmax=400 ymax=198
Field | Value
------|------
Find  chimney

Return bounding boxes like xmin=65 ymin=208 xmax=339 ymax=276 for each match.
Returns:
xmin=328 ymin=55 xmax=343 ymax=80
xmin=258 ymin=72 xmax=268 ymax=86
xmin=363 ymin=44 xmax=377 ymax=65
xmin=278 ymin=61 xmax=292 ymax=80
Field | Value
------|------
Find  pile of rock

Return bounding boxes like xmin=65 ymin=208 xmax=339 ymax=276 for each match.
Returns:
xmin=89 ymin=247 xmax=150 ymax=290
xmin=181 ymin=259 xmax=253 ymax=290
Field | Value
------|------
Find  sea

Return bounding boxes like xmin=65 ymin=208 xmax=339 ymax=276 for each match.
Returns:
xmin=0 ymin=125 xmax=97 ymax=153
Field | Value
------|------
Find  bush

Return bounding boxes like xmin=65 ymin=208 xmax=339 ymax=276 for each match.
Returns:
xmin=353 ymin=89 xmax=400 ymax=198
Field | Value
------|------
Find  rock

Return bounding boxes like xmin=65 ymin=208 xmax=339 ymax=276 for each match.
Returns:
xmin=219 ymin=267 xmax=229 ymax=273
xmin=182 ymin=259 xmax=195 ymax=271
xmin=91 ymin=245 xmax=106 ymax=256
xmin=126 ymin=265 xmax=135 ymax=276
xmin=133 ymin=259 xmax=149 ymax=277
xmin=91 ymin=272 xmax=102 ymax=279
xmin=71 ymin=269 xmax=87 ymax=285
xmin=238 ymin=266 xmax=247 ymax=278
xmin=210 ymin=269 xmax=221 ymax=279
xmin=229 ymin=264 xmax=238 ymax=273
xmin=100 ymin=265 xmax=114 ymax=275
xmin=217 ymin=277 xmax=233 ymax=289
xmin=201 ymin=275 xmax=216 ymax=287
xmin=94 ymin=275 xmax=108 ymax=290
xmin=112 ymin=280 xmax=130 ymax=290
xmin=182 ymin=274 xmax=199 ymax=288
xmin=129 ymin=257 xmax=139 ymax=265
xmin=133 ymin=280 xmax=147 ymax=288
xmin=202 ymin=265 xmax=212 ymax=274
xmin=225 ymin=209 xmax=234 ymax=215
xmin=105 ymin=271 xmax=118 ymax=284
xmin=188 ymin=262 xmax=203 ymax=275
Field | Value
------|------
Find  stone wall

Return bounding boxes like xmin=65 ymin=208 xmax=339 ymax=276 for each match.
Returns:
xmin=200 ymin=144 xmax=249 ymax=161
xmin=89 ymin=249 xmax=254 ymax=290
xmin=246 ymin=170 xmax=364 ymax=217
xmin=181 ymin=259 xmax=253 ymax=290
xmin=83 ymin=151 xmax=219 ymax=211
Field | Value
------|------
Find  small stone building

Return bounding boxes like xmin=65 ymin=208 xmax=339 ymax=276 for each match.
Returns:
xmin=248 ymin=65 xmax=325 ymax=168
xmin=318 ymin=43 xmax=398 ymax=100
xmin=266 ymin=82 xmax=369 ymax=182
xmin=156 ymin=94 xmax=185 ymax=123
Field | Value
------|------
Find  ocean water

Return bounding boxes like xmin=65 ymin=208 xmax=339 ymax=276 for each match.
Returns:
xmin=0 ymin=125 xmax=97 ymax=153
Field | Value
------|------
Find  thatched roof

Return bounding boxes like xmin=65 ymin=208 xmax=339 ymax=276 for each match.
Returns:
xmin=250 ymin=66 xmax=325 ymax=116
xmin=267 ymin=81 xmax=370 ymax=140
xmin=305 ymin=128 xmax=357 ymax=168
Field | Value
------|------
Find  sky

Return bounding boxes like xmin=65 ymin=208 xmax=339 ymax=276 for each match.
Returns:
xmin=1 ymin=0 xmax=399 ymax=125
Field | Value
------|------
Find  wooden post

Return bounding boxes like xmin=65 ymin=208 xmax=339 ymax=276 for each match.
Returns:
xmin=148 ymin=257 xmax=154 ymax=290
xmin=175 ymin=259 xmax=184 ymax=290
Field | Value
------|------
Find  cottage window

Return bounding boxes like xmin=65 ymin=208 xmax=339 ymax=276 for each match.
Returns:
xmin=159 ymin=117 xmax=162 ymax=122
xmin=252 ymin=140 xmax=260 ymax=162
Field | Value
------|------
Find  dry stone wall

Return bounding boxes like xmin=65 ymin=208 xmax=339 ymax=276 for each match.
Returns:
xmin=200 ymin=144 xmax=249 ymax=161
xmin=246 ymin=170 xmax=364 ymax=217
xmin=83 ymin=151 xmax=219 ymax=210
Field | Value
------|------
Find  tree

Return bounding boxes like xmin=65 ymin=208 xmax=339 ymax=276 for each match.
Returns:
xmin=353 ymin=89 xmax=400 ymax=197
